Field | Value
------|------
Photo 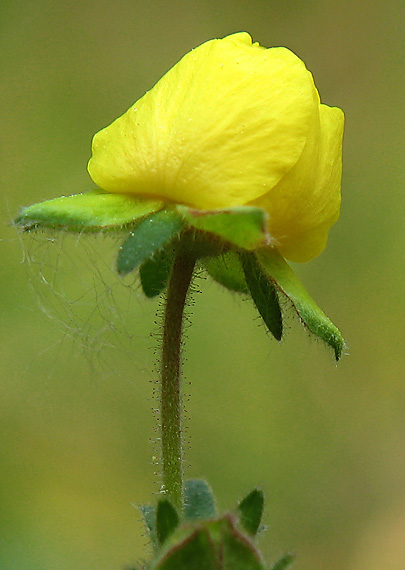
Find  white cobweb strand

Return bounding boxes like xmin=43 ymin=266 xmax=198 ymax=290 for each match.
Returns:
xmin=20 ymin=231 xmax=155 ymax=382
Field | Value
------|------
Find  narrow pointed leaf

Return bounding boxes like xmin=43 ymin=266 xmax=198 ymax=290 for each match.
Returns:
xmin=177 ymin=205 xmax=269 ymax=250
xmin=237 ymin=488 xmax=264 ymax=536
xmin=156 ymin=499 xmax=180 ymax=545
xmin=256 ymin=248 xmax=344 ymax=360
xmin=117 ymin=209 xmax=183 ymax=275
xmin=139 ymin=504 xmax=157 ymax=548
xmin=241 ymin=253 xmax=283 ymax=341
xmin=184 ymin=479 xmax=217 ymax=521
xmin=203 ymin=252 xmax=248 ymax=293
xmin=139 ymin=245 xmax=176 ymax=298
xmin=15 ymin=189 xmax=164 ymax=232
xmin=153 ymin=528 xmax=217 ymax=570
xmin=270 ymin=553 xmax=295 ymax=570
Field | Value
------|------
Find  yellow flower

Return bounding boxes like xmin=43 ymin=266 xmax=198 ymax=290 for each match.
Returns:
xmin=88 ymin=32 xmax=344 ymax=263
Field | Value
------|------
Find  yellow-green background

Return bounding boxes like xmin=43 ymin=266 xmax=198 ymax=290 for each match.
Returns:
xmin=1 ymin=1 xmax=404 ymax=568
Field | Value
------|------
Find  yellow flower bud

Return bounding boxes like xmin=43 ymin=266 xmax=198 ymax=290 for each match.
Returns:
xmin=88 ymin=32 xmax=344 ymax=262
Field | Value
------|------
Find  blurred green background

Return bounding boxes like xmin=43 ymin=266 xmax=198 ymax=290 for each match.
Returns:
xmin=1 ymin=0 xmax=404 ymax=568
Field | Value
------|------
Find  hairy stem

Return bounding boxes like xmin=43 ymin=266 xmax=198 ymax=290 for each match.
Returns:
xmin=160 ymin=250 xmax=195 ymax=510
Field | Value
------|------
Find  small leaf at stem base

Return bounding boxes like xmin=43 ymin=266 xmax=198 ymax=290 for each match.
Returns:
xmin=221 ymin=518 xmax=265 ymax=569
xmin=153 ymin=528 xmax=217 ymax=570
xmin=184 ymin=479 xmax=217 ymax=521
xmin=156 ymin=499 xmax=180 ymax=545
xmin=237 ymin=488 xmax=264 ymax=536
xmin=152 ymin=515 xmax=265 ymax=570
xmin=139 ymin=504 xmax=157 ymax=549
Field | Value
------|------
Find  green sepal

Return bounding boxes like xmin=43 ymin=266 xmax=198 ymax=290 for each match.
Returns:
xmin=180 ymin=230 xmax=225 ymax=259
xmin=270 ymin=553 xmax=295 ymax=570
xmin=140 ymin=245 xmax=176 ymax=298
xmin=256 ymin=248 xmax=344 ymax=360
xmin=237 ymin=488 xmax=264 ymax=536
xmin=117 ymin=209 xmax=183 ymax=276
xmin=184 ymin=479 xmax=217 ymax=521
xmin=203 ymin=252 xmax=248 ymax=293
xmin=15 ymin=189 xmax=164 ymax=232
xmin=241 ymin=252 xmax=283 ymax=341
xmin=139 ymin=504 xmax=157 ymax=549
xmin=156 ymin=499 xmax=180 ymax=546
xmin=152 ymin=515 xmax=265 ymax=570
xmin=177 ymin=205 xmax=269 ymax=250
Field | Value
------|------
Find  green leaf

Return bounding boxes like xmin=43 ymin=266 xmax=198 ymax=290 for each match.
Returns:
xmin=241 ymin=253 xmax=283 ymax=341
xmin=153 ymin=528 xmax=217 ymax=570
xmin=153 ymin=515 xmax=266 ymax=570
xmin=117 ymin=209 xmax=183 ymax=276
xmin=15 ymin=189 xmax=164 ymax=232
xmin=139 ymin=504 xmax=157 ymax=548
xmin=156 ymin=499 xmax=180 ymax=546
xmin=177 ymin=205 xmax=269 ymax=250
xmin=203 ymin=252 xmax=248 ymax=293
xmin=140 ymin=245 xmax=176 ymax=298
xmin=221 ymin=519 xmax=266 ymax=570
xmin=270 ymin=553 xmax=295 ymax=570
xmin=184 ymin=479 xmax=217 ymax=521
xmin=256 ymin=248 xmax=344 ymax=360
xmin=237 ymin=488 xmax=264 ymax=536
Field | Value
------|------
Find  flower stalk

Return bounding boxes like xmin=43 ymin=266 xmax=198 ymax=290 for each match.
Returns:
xmin=160 ymin=249 xmax=196 ymax=510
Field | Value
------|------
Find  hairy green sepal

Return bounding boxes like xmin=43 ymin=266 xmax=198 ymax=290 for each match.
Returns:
xmin=139 ymin=245 xmax=176 ymax=298
xmin=256 ymin=248 xmax=344 ymax=360
xmin=242 ymin=253 xmax=283 ymax=341
xmin=177 ymin=205 xmax=269 ymax=250
xmin=117 ymin=209 xmax=183 ymax=276
xmin=203 ymin=252 xmax=248 ymax=293
xmin=15 ymin=189 xmax=164 ymax=232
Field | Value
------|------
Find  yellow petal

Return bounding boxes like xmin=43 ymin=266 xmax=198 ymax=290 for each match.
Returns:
xmin=250 ymin=104 xmax=344 ymax=262
xmin=88 ymin=33 xmax=319 ymax=210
